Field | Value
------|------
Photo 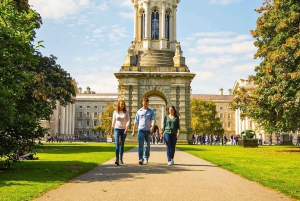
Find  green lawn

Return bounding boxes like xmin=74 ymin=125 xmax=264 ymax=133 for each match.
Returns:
xmin=0 ymin=143 xmax=136 ymax=201
xmin=177 ymin=145 xmax=300 ymax=200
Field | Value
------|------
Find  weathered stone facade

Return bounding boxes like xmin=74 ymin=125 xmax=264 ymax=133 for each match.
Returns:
xmin=115 ymin=0 xmax=195 ymax=142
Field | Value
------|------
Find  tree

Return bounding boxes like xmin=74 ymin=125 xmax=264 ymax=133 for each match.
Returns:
xmin=0 ymin=0 xmax=76 ymax=167
xmin=190 ymin=99 xmax=224 ymax=135
xmin=231 ymin=0 xmax=300 ymax=133
xmin=94 ymin=104 xmax=115 ymax=134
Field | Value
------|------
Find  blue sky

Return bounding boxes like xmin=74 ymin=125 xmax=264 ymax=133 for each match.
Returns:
xmin=29 ymin=0 xmax=263 ymax=95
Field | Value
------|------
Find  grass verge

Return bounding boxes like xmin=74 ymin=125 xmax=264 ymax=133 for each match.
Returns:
xmin=176 ymin=145 xmax=300 ymax=200
xmin=0 ymin=143 xmax=136 ymax=201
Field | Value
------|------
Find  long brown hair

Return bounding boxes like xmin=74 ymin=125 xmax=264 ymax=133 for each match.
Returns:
xmin=116 ymin=100 xmax=127 ymax=113
xmin=168 ymin=105 xmax=180 ymax=117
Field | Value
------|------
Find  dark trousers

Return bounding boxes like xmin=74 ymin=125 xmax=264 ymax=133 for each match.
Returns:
xmin=164 ymin=133 xmax=177 ymax=162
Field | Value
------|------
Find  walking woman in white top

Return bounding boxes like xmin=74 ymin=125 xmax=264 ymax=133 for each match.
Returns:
xmin=110 ymin=100 xmax=130 ymax=166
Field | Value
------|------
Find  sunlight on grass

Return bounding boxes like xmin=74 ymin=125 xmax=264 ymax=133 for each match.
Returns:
xmin=0 ymin=143 xmax=136 ymax=201
xmin=177 ymin=145 xmax=300 ymax=200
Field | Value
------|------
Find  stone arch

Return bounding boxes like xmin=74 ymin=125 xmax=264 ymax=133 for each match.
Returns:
xmin=151 ymin=6 xmax=160 ymax=12
xmin=139 ymin=8 xmax=145 ymax=14
xmin=141 ymin=90 xmax=168 ymax=106
xmin=166 ymin=8 xmax=172 ymax=14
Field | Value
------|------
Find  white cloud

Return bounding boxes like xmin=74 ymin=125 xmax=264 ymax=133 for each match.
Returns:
xmin=193 ymin=31 xmax=236 ymax=37
xmin=189 ymin=41 xmax=256 ymax=55
xmin=194 ymin=71 xmax=214 ymax=81
xmin=231 ymin=63 xmax=257 ymax=73
xmin=119 ymin=12 xmax=133 ymax=19
xmin=75 ymin=57 xmax=82 ymax=61
xmin=119 ymin=0 xmax=132 ymax=8
xmin=196 ymin=35 xmax=252 ymax=45
xmin=29 ymin=0 xmax=90 ymax=19
xmin=202 ymin=55 xmax=237 ymax=69
xmin=210 ymin=0 xmax=241 ymax=5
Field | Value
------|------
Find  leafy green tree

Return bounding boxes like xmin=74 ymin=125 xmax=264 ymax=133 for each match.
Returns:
xmin=94 ymin=104 xmax=115 ymax=134
xmin=0 ymin=0 xmax=76 ymax=167
xmin=190 ymin=99 xmax=224 ymax=135
xmin=232 ymin=0 xmax=300 ymax=133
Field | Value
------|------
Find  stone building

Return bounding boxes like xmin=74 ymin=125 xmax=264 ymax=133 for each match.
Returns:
xmin=191 ymin=88 xmax=235 ymax=138
xmin=74 ymin=87 xmax=118 ymax=140
xmin=40 ymin=101 xmax=75 ymax=141
xmin=114 ymin=0 xmax=195 ymax=142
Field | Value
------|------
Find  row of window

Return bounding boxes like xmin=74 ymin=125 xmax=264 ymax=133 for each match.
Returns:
xmin=222 ymin=122 xmax=232 ymax=128
xmin=79 ymin=105 xmax=106 ymax=109
xmin=78 ymin=120 xmax=98 ymax=127
xmin=78 ymin=131 xmax=97 ymax=136
xmin=141 ymin=10 xmax=170 ymax=40
xmin=220 ymin=113 xmax=232 ymax=119
xmin=219 ymin=107 xmax=232 ymax=111
xmin=78 ymin=112 xmax=102 ymax=118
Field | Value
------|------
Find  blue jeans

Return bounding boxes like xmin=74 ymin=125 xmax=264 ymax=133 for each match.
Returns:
xmin=164 ymin=133 xmax=177 ymax=162
xmin=114 ymin=129 xmax=127 ymax=159
xmin=138 ymin=130 xmax=151 ymax=160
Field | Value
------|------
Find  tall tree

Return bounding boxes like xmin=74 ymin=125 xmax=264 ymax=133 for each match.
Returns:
xmin=0 ymin=0 xmax=76 ymax=167
xmin=94 ymin=104 xmax=115 ymax=134
xmin=190 ymin=99 xmax=224 ymax=135
xmin=232 ymin=0 xmax=300 ymax=133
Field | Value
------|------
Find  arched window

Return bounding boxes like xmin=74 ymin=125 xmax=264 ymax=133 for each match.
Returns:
xmin=141 ymin=11 xmax=145 ymax=40
xmin=151 ymin=9 xmax=159 ymax=40
xmin=165 ymin=11 xmax=170 ymax=40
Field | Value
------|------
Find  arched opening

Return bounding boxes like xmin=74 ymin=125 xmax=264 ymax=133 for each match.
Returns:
xmin=151 ymin=9 xmax=159 ymax=40
xmin=141 ymin=10 xmax=145 ymax=40
xmin=142 ymin=91 xmax=167 ymax=130
xmin=165 ymin=10 xmax=170 ymax=40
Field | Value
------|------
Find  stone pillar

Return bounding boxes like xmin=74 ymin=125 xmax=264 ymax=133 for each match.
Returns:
xmin=145 ymin=2 xmax=149 ymax=38
xmin=65 ymin=105 xmax=69 ymax=137
xmin=60 ymin=106 xmax=65 ymax=135
xmin=235 ymin=109 xmax=239 ymax=134
xmin=245 ymin=117 xmax=249 ymax=130
xmin=134 ymin=4 xmax=138 ymax=40
xmin=161 ymin=1 xmax=166 ymax=38
xmin=53 ymin=101 xmax=59 ymax=134
xmin=161 ymin=105 xmax=165 ymax=129
xmin=68 ymin=104 xmax=72 ymax=136
xmin=238 ymin=108 xmax=242 ymax=134
xmin=72 ymin=103 xmax=75 ymax=135
xmin=173 ymin=5 xmax=177 ymax=41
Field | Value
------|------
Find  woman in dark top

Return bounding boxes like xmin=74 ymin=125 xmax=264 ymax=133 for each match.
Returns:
xmin=162 ymin=106 xmax=180 ymax=166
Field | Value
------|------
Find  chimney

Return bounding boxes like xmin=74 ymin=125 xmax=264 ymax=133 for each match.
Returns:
xmin=228 ymin=89 xmax=233 ymax=95
xmin=219 ymin=88 xmax=223 ymax=95
xmin=86 ymin=86 xmax=91 ymax=94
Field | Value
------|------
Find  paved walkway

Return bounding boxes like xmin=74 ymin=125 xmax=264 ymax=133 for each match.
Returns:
xmin=35 ymin=146 xmax=292 ymax=201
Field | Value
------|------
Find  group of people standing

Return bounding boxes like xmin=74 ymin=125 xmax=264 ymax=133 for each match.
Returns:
xmin=110 ymin=97 xmax=180 ymax=166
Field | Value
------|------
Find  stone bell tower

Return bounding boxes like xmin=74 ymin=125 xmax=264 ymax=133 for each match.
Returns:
xmin=115 ymin=0 xmax=195 ymax=142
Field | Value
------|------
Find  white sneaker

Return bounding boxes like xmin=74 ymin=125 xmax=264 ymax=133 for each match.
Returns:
xmin=143 ymin=159 xmax=148 ymax=165
xmin=171 ymin=159 xmax=174 ymax=165
xmin=167 ymin=161 xmax=172 ymax=166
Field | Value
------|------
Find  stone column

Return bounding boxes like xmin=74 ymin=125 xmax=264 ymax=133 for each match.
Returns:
xmin=68 ymin=104 xmax=72 ymax=136
xmin=134 ymin=4 xmax=138 ymax=40
xmin=173 ymin=5 xmax=177 ymax=41
xmin=145 ymin=2 xmax=149 ymax=38
xmin=161 ymin=105 xmax=165 ymax=129
xmin=60 ymin=106 xmax=65 ymax=136
xmin=161 ymin=2 xmax=166 ymax=38
xmin=72 ymin=103 xmax=75 ymax=135
xmin=53 ymin=101 xmax=59 ymax=134
xmin=235 ymin=109 xmax=239 ymax=134
xmin=245 ymin=117 xmax=249 ymax=130
xmin=238 ymin=108 xmax=242 ymax=134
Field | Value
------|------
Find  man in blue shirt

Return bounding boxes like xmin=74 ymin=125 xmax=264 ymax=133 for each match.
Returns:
xmin=132 ymin=97 xmax=155 ymax=165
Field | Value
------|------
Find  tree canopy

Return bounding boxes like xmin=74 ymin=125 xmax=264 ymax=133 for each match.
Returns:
xmin=231 ymin=0 xmax=300 ymax=133
xmin=0 ymin=0 xmax=76 ymax=166
xmin=93 ymin=104 xmax=115 ymax=134
xmin=190 ymin=99 xmax=224 ymax=135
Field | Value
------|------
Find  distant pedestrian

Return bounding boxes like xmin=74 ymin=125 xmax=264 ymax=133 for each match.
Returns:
xmin=132 ymin=97 xmax=156 ymax=165
xmin=289 ymin=133 xmax=293 ymax=145
xmin=269 ymin=135 xmax=272 ymax=145
xmin=258 ymin=134 xmax=263 ymax=145
xmin=162 ymin=106 xmax=180 ymax=166
xmin=110 ymin=100 xmax=130 ymax=166
xmin=296 ymin=134 xmax=300 ymax=145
